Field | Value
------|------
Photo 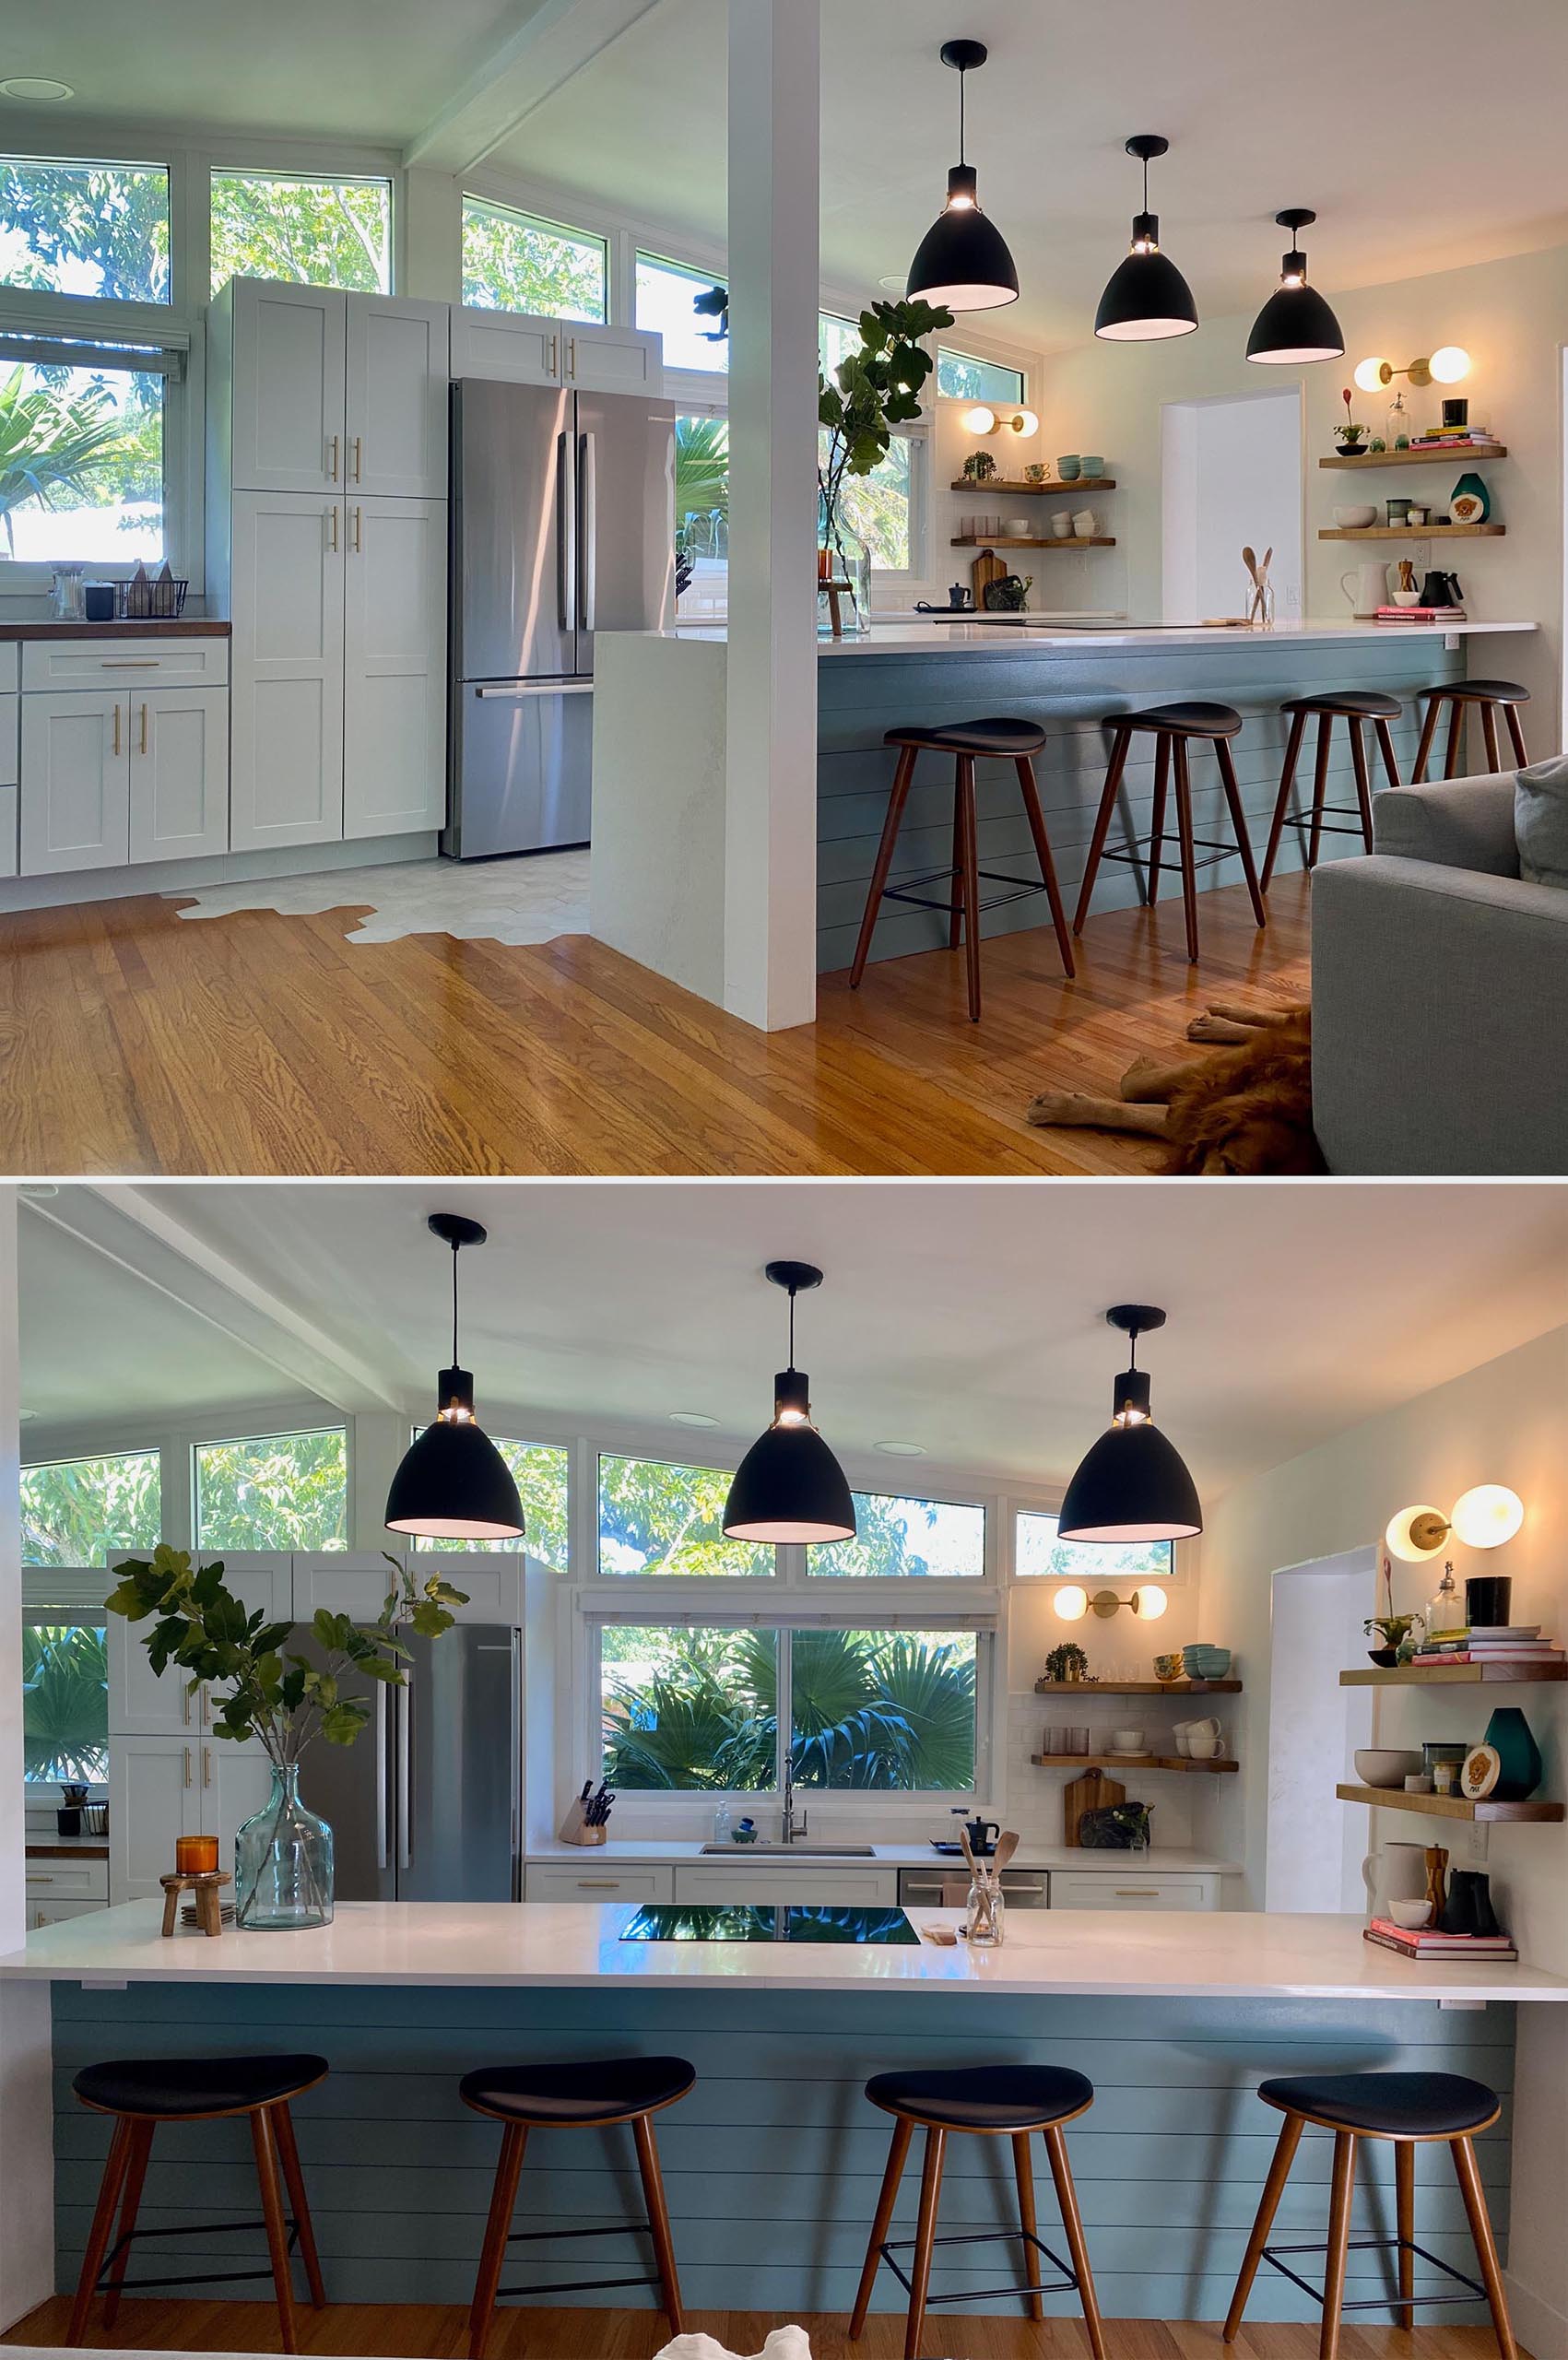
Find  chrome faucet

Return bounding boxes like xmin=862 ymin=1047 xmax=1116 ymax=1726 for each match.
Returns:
xmin=781 ymin=1757 xmax=808 ymax=1845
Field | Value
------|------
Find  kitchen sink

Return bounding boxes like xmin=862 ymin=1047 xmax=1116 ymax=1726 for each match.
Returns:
xmin=699 ymin=1842 xmax=878 ymax=1858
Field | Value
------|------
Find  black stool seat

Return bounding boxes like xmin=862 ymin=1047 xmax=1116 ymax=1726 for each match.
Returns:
xmin=868 ymin=2063 xmax=1092 ymax=2131
xmin=461 ymin=2054 xmax=694 ymax=2125
xmin=885 ymin=715 xmax=1046 ymax=755
xmin=1282 ymin=690 xmax=1401 ymax=719
xmin=1259 ymin=2071 xmax=1499 ymax=2139
xmin=74 ymin=2052 xmax=327 ymax=2118
xmin=1122 ymin=700 xmax=1243 ymax=738
xmin=1421 ymin=678 xmax=1529 ymax=703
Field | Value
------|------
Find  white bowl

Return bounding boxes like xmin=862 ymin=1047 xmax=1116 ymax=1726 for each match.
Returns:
xmin=1333 ymin=504 xmax=1378 ymax=529
xmin=1389 ymin=1898 xmax=1433 ymax=1929
xmin=1355 ymin=1747 xmax=1425 ymax=1789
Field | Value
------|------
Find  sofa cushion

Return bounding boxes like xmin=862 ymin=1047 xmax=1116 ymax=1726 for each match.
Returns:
xmin=1372 ymin=775 xmax=1519 ymax=878
xmin=1516 ymin=756 xmax=1568 ymax=889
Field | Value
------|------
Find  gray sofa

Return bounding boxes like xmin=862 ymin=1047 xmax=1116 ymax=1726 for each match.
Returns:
xmin=1311 ymin=772 xmax=1568 ymax=1174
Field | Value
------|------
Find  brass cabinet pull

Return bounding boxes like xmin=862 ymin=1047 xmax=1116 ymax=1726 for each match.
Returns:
xmin=328 ymin=505 xmax=339 ymax=552
xmin=111 ymin=702 xmax=121 ymax=756
xmin=29 ymin=1874 xmax=53 ymax=1885
xmin=566 ymin=335 xmax=576 ymax=380
xmin=183 ymin=1746 xmax=193 ymax=1788
xmin=548 ymin=330 xmax=558 ymax=376
xmin=202 ymin=1745 xmax=212 ymax=1789
xmin=100 ymin=659 xmax=159 ymax=669
xmin=139 ymin=702 xmax=148 ymax=756
xmin=352 ymin=435 xmax=362 ymax=482
xmin=183 ymin=1686 xmax=192 ymax=1726
xmin=328 ymin=431 xmax=340 ymax=481
xmin=1114 ymin=1889 xmax=1161 ymax=1898
xmin=352 ymin=504 xmax=362 ymax=553
xmin=574 ymin=1879 xmax=620 ymax=1889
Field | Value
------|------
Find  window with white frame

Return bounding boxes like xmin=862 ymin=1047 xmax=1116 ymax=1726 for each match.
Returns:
xmin=461 ymin=197 xmax=606 ymax=321
xmin=636 ymin=252 xmax=726 ymax=375
xmin=675 ymin=409 xmax=728 ymax=620
xmin=210 ymin=170 xmax=392 ymax=297
xmin=0 ymin=155 xmax=171 ymax=303
xmin=417 ymin=1437 xmax=570 ymax=1572
xmin=23 ymin=1607 xmax=108 ymax=1787
xmin=194 ymin=1426 xmax=348 ymax=1552
xmin=808 ymin=1490 xmax=985 ymax=1577
xmin=1015 ymin=1509 xmax=1173 ymax=1585
xmin=0 ymin=333 xmax=175 ymax=567
xmin=937 ymin=347 xmax=1024 ymax=407
xmin=20 ymin=1449 xmax=161 ymax=1566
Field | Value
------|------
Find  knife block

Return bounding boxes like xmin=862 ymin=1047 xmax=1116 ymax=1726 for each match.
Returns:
xmin=558 ymin=1800 xmax=608 ymax=1847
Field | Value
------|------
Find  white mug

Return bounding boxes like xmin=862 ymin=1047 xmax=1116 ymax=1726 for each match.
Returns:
xmin=1072 ymin=510 xmax=1098 ymax=537
xmin=1051 ymin=513 xmax=1072 ymax=538
xmin=1187 ymin=1716 xmax=1221 ymax=1739
xmin=1186 ymin=1734 xmax=1220 ymax=1759
xmin=1113 ymin=1728 xmax=1145 ymax=1752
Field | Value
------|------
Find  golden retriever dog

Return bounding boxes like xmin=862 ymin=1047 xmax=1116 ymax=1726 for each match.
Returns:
xmin=1028 ymin=1001 xmax=1324 ymax=1175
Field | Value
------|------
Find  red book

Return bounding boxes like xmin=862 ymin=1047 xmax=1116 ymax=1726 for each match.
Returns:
xmin=1369 ymin=1918 xmax=1515 ymax=1948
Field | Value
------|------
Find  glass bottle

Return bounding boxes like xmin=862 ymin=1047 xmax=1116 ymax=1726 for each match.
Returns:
xmin=1424 ymin=1560 xmax=1462 ymax=1640
xmin=712 ymin=1798 xmax=732 ymax=1845
xmin=235 ymin=1763 xmax=335 ymax=1931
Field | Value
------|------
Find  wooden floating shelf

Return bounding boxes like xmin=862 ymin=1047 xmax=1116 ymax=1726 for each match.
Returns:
xmin=1336 ymin=1782 xmax=1563 ymax=1824
xmin=1318 ymin=524 xmax=1504 ymax=540
xmin=1034 ymin=1678 xmax=1241 ymax=1695
xmin=1341 ymin=1663 xmax=1565 ymax=1687
xmin=951 ymin=478 xmax=1117 ymax=492
xmin=1032 ymin=1752 xmax=1238 ymax=1775
xmin=952 ymin=537 xmax=1115 ymax=549
xmin=1319 ymin=447 xmax=1506 ymax=470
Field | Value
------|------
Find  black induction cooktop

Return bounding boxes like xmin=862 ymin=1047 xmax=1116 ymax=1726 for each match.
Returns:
xmin=620 ymin=1904 xmax=919 ymax=1945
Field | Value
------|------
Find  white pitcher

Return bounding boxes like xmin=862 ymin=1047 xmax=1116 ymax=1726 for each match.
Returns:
xmin=1341 ymin=560 xmax=1390 ymax=618
xmin=1362 ymin=1840 xmax=1429 ymax=1917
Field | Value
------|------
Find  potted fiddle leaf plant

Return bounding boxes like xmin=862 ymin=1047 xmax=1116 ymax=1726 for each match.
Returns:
xmin=106 ymin=1547 xmax=468 ymax=1929
xmin=818 ymin=297 xmax=952 ymax=635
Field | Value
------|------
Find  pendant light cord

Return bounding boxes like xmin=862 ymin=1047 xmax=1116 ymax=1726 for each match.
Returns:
xmin=959 ymin=65 xmax=966 ymax=168
xmin=451 ymin=1240 xmax=460 ymax=1365
xmin=787 ymin=1280 xmax=797 ymax=1372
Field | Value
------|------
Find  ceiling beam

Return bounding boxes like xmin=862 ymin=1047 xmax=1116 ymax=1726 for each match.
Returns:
xmin=25 ymin=1186 xmax=402 ymax=1416
xmin=404 ymin=0 xmax=665 ymax=175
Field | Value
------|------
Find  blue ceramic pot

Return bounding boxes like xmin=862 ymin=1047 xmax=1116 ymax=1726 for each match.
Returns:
xmin=1481 ymin=1705 xmax=1542 ymax=1801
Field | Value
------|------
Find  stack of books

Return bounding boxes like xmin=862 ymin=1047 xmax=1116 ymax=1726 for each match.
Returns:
xmin=1374 ymin=605 xmax=1468 ymax=625
xmin=1365 ymin=1918 xmax=1517 ymax=1964
xmin=1410 ymin=1624 xmax=1562 ymax=1668
xmin=1406 ymin=431 xmax=1503 ymax=454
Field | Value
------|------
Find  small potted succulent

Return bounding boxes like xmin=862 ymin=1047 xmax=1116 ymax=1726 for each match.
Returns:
xmin=1337 ymin=389 xmax=1369 ymax=457
xmin=1044 ymin=1640 xmax=1091 ymax=1685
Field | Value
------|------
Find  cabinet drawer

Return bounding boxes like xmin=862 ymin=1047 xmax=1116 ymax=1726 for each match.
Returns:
xmin=22 ymin=637 xmax=230 ymax=693
xmin=29 ymin=1896 xmax=108 ymax=1930
xmin=26 ymin=1857 xmax=109 ymax=1901
xmin=1051 ymin=1871 xmax=1212 ymax=1911
xmin=0 ymin=645 xmax=17 ymax=694
xmin=450 ymin=308 xmax=560 ymax=385
xmin=673 ymin=1865 xmax=900 ymax=1907
xmin=525 ymin=1863 xmax=674 ymax=1904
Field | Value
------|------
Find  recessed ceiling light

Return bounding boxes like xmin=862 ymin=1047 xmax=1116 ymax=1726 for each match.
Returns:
xmin=18 ymin=1409 xmax=37 ymax=1422
xmin=874 ymin=1439 xmax=927 ymax=1457
xmin=670 ymin=1410 xmax=721 ymax=1429
xmin=0 ymin=77 xmax=74 ymax=102
xmin=878 ymin=274 xmax=907 ymax=293
xmin=18 ymin=1182 xmax=58 ymax=1198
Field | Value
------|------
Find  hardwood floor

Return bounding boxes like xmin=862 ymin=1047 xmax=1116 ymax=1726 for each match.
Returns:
xmin=3 ymin=2296 xmax=1523 ymax=2360
xmin=0 ymin=876 xmax=1310 ymax=1177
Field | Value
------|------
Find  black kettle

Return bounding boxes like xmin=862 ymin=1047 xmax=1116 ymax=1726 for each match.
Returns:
xmin=1418 ymin=569 xmax=1464 ymax=608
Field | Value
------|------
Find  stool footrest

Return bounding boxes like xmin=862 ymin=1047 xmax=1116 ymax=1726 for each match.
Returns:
xmin=878 ymin=2225 xmax=1079 ymax=2309
xmin=497 ymin=2216 xmax=658 ymax=2306
xmin=882 ymin=861 xmax=1055 ymax=921
xmin=1096 ymin=839 xmax=1242 ymax=878
xmin=1261 ymin=2233 xmax=1488 ymax=2315
xmin=96 ymin=2213 xmax=301 ymax=2298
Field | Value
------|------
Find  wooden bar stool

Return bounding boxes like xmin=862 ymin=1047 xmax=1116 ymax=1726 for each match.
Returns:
xmin=849 ymin=2062 xmax=1106 ymax=2360
xmin=1412 ymin=678 xmax=1530 ymax=780
xmin=1260 ymin=690 xmax=1403 ymax=888
xmin=462 ymin=2053 xmax=693 ymax=2360
xmin=1224 ymin=2071 xmax=1515 ymax=2360
xmin=848 ymin=716 xmax=1074 ymax=1022
xmin=1073 ymin=701 xmax=1266 ymax=963
xmin=66 ymin=2051 xmax=327 ymax=2353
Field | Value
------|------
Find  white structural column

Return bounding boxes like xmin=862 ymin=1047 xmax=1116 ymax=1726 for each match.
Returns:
xmin=724 ymin=0 xmax=821 ymax=1031
xmin=0 ymin=1190 xmax=53 ymax=2330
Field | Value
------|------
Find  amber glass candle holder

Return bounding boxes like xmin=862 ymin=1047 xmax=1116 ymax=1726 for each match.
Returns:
xmin=175 ymin=1835 xmax=219 ymax=1876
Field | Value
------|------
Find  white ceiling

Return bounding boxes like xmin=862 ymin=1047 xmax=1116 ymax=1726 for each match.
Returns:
xmin=6 ymin=2 xmax=1567 ymax=351
xmin=18 ymin=1184 xmax=1567 ymax=1500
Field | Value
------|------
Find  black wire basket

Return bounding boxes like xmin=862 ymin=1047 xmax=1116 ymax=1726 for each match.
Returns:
xmin=111 ymin=576 xmax=189 ymax=620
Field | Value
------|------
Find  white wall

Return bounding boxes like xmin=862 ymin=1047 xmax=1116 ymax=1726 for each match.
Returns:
xmin=1034 ymin=240 xmax=1566 ymax=735
xmin=1162 ymin=388 xmax=1303 ymax=624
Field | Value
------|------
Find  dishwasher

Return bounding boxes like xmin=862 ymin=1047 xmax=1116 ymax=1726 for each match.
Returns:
xmin=899 ymin=1866 xmax=1049 ymax=1912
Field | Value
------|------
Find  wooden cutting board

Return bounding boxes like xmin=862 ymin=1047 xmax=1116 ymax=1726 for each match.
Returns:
xmin=1063 ymin=1767 xmax=1125 ymax=1848
xmin=971 ymin=548 xmax=1008 ymax=608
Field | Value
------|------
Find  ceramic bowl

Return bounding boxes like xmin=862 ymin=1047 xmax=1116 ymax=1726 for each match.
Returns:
xmin=1333 ymin=504 xmax=1378 ymax=529
xmin=1112 ymin=1729 xmax=1145 ymax=1752
xmin=1005 ymin=518 xmax=1032 ymax=537
xmin=1355 ymin=1747 xmax=1425 ymax=1789
xmin=1392 ymin=590 xmax=1421 ymax=607
xmin=1079 ymin=456 xmax=1105 ymax=478
xmin=1389 ymin=1898 xmax=1433 ymax=1929
xmin=1056 ymin=455 xmax=1081 ymax=479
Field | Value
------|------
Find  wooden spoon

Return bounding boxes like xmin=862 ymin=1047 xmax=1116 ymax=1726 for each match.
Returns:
xmin=957 ymin=1823 xmax=977 ymax=1877
xmin=1242 ymin=544 xmax=1259 ymax=586
xmin=992 ymin=1829 xmax=1020 ymax=1874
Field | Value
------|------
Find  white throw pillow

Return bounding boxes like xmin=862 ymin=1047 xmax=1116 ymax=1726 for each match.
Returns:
xmin=655 ymin=2333 xmax=812 ymax=2360
xmin=1515 ymin=755 xmax=1568 ymax=889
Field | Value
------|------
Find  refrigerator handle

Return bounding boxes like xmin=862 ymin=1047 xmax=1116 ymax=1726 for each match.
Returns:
xmin=556 ymin=431 xmax=576 ymax=631
xmin=511 ymin=1629 xmax=524 ymax=1902
xmin=397 ymin=1671 xmax=412 ymax=1871
xmin=578 ymin=431 xmax=596 ymax=632
xmin=375 ymin=1679 xmax=390 ymax=1870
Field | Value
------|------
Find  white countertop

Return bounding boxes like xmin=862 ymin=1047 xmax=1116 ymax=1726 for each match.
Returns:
xmin=637 ymin=619 xmax=1537 ymax=659
xmin=5 ymin=1900 xmax=1562 ymax=2001
xmin=525 ymin=1839 xmax=1241 ymax=1871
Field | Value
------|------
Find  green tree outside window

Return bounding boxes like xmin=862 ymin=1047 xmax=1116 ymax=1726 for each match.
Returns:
xmin=21 ymin=1452 xmax=161 ymax=1567
xmin=194 ymin=1430 xmax=348 ymax=1552
xmin=418 ymin=1439 xmax=570 ymax=1571
xmin=0 ymin=158 xmax=170 ymax=302
xmin=1015 ymin=1510 xmax=1172 ymax=1584
xmin=210 ymin=172 xmax=392 ymax=297
xmin=461 ymin=199 xmax=606 ymax=321
xmin=23 ymin=1623 xmax=109 ymax=1784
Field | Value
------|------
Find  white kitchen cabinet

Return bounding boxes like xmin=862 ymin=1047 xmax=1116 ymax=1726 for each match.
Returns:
xmin=20 ymin=638 xmax=229 ymax=694
xmin=449 ymin=306 xmax=663 ymax=395
xmin=345 ymin=297 xmax=450 ymax=500
xmin=228 ymin=491 xmax=346 ymax=850
xmin=294 ymin=1552 xmax=525 ymax=1626
xmin=0 ymin=690 xmax=17 ymax=879
xmin=28 ymin=1894 xmax=108 ymax=1930
xmin=673 ymin=1864 xmax=900 ymax=1907
xmin=206 ymin=1739 xmax=278 ymax=1881
xmin=342 ymin=497 xmax=447 ymax=837
xmin=129 ymin=685 xmax=229 ymax=863
xmin=1049 ymin=1870 xmax=1219 ymax=1911
xmin=26 ymin=1856 xmax=108 ymax=1908
xmin=227 ymin=282 xmax=348 ymax=495
xmin=108 ymin=1552 xmax=293 ymax=1733
xmin=561 ymin=321 xmax=662 ymax=395
xmin=525 ymin=1863 xmax=674 ymax=1904
xmin=19 ymin=690 xmax=129 ymax=875
xmin=110 ymin=1734 xmax=204 ymax=1900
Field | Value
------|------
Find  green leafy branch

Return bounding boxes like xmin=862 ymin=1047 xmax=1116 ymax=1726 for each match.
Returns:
xmin=818 ymin=298 xmax=953 ymax=548
xmin=105 ymin=1545 xmax=469 ymax=1767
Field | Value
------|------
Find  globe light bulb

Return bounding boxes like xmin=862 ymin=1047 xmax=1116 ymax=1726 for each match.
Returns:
xmin=1385 ymin=1504 xmax=1449 ymax=1561
xmin=1449 ymin=1484 xmax=1523 ymax=1550
xmin=1133 ymin=1583 xmax=1169 ymax=1620
xmin=1012 ymin=407 xmax=1040 ymax=437
xmin=1054 ymin=1584 xmax=1089 ymax=1622
xmin=962 ymin=405 xmax=997 ymax=434
xmin=1429 ymin=345 xmax=1470 ymax=384
xmin=1353 ymin=356 xmax=1389 ymax=394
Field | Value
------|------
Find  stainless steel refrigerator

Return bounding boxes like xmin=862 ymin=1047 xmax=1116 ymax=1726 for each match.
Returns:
xmin=292 ymin=1623 xmax=521 ymax=1902
xmin=444 ymin=377 xmax=677 ymax=859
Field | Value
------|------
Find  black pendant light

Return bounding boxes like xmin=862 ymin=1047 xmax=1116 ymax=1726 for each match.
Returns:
xmin=1247 ymin=209 xmax=1344 ymax=365
xmin=1057 ymin=1305 xmax=1202 ymax=1543
xmin=385 ymin=1213 xmax=525 ymax=1540
xmin=905 ymin=40 xmax=1020 ymax=313
xmin=722 ymin=1262 xmax=857 ymax=1544
xmin=1094 ymin=136 xmax=1198 ymax=342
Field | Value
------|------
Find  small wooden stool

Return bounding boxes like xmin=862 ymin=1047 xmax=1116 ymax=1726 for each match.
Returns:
xmin=1412 ymin=678 xmax=1529 ymax=780
xmin=67 ymin=2051 xmax=327 ymax=2352
xmin=462 ymin=2053 xmax=693 ymax=2360
xmin=1224 ymin=2070 xmax=1515 ymax=2360
xmin=849 ymin=716 xmax=1074 ymax=1022
xmin=849 ymin=2063 xmax=1106 ymax=2360
xmin=1260 ymin=690 xmax=1402 ymax=888
xmin=1074 ymin=701 xmax=1265 ymax=963
xmin=159 ymin=1868 xmax=230 ymax=1936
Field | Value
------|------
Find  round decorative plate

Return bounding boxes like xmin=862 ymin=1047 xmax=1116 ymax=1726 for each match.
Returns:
xmin=1460 ymin=1742 xmax=1501 ymax=1800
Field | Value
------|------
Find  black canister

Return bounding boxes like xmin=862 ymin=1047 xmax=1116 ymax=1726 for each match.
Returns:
xmin=1465 ymin=1575 xmax=1513 ymax=1628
